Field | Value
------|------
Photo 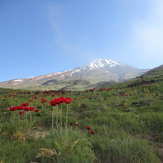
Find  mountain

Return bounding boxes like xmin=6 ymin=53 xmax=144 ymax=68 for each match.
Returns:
xmin=0 ymin=59 xmax=150 ymax=90
xmin=141 ymin=64 xmax=163 ymax=79
xmin=69 ymin=59 xmax=149 ymax=81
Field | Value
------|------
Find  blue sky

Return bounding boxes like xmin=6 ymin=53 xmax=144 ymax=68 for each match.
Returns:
xmin=0 ymin=0 xmax=163 ymax=82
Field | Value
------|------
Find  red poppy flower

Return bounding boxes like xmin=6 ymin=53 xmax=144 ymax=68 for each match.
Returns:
xmin=33 ymin=95 xmax=39 ymax=99
xmin=50 ymin=100 xmax=57 ymax=106
xmin=90 ymin=131 xmax=95 ymax=134
xmin=54 ymin=98 xmax=60 ymax=104
xmin=64 ymin=97 xmax=72 ymax=104
xmin=75 ymin=122 xmax=78 ymax=125
xmin=41 ymin=98 xmax=48 ymax=103
xmin=34 ymin=109 xmax=39 ymax=112
xmin=19 ymin=111 xmax=24 ymax=114
xmin=18 ymin=106 xmax=25 ymax=110
xmin=28 ymin=107 xmax=35 ymax=111
xmin=22 ymin=102 xmax=29 ymax=106
xmin=86 ymin=126 xmax=91 ymax=130
xmin=30 ymin=100 xmax=34 ymax=102
xmin=24 ymin=107 xmax=30 ymax=111
xmin=58 ymin=97 xmax=65 ymax=103
xmin=9 ymin=107 xmax=16 ymax=111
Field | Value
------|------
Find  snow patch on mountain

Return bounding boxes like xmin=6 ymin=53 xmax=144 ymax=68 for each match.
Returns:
xmin=75 ymin=59 xmax=126 ymax=72
xmin=13 ymin=79 xmax=23 ymax=82
xmin=87 ymin=59 xmax=125 ymax=69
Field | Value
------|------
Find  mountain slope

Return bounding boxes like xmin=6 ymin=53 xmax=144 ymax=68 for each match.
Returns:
xmin=0 ymin=59 xmax=150 ymax=90
xmin=142 ymin=64 xmax=163 ymax=79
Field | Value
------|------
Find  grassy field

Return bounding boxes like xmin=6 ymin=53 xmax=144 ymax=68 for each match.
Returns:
xmin=1 ymin=75 xmax=163 ymax=163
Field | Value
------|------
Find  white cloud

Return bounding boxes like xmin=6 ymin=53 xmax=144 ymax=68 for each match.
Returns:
xmin=48 ymin=4 xmax=74 ymax=54
xmin=131 ymin=0 xmax=163 ymax=58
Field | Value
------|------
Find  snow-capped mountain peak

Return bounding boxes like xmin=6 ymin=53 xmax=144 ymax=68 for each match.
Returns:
xmin=80 ymin=59 xmax=125 ymax=70
xmin=0 ymin=58 xmax=150 ymax=89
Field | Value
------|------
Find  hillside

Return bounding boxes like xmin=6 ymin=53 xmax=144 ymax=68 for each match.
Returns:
xmin=1 ymin=65 xmax=163 ymax=163
xmin=142 ymin=64 xmax=163 ymax=78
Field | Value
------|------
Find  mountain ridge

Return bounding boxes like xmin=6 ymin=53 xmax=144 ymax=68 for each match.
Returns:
xmin=0 ymin=59 xmax=150 ymax=90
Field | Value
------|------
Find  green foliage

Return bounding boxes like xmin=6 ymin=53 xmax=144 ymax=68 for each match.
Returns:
xmin=1 ymin=73 xmax=163 ymax=162
xmin=36 ymin=129 xmax=96 ymax=163
xmin=93 ymin=137 xmax=160 ymax=163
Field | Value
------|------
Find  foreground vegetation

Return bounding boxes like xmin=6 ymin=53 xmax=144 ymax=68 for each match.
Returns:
xmin=1 ymin=75 xmax=163 ymax=163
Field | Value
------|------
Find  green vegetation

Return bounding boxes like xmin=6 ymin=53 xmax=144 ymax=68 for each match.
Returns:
xmin=1 ymin=78 xmax=116 ymax=91
xmin=1 ymin=71 xmax=163 ymax=162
